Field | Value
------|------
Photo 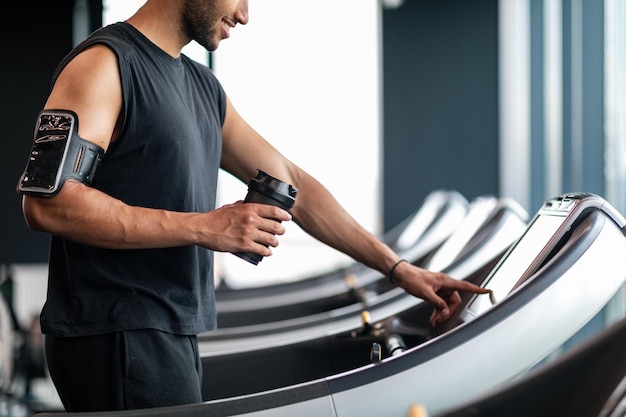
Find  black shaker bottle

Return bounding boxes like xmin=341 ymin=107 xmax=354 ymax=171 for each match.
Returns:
xmin=232 ymin=169 xmax=298 ymax=265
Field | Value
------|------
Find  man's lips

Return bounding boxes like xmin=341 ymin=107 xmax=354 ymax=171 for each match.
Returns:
xmin=222 ymin=18 xmax=237 ymax=38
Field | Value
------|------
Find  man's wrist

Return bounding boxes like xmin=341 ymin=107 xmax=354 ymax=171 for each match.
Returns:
xmin=388 ymin=259 xmax=408 ymax=283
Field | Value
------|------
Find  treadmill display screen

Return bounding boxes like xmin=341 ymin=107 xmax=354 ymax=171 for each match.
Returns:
xmin=464 ymin=213 xmax=567 ymax=318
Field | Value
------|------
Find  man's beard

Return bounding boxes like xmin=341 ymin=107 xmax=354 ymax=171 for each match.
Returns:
xmin=182 ymin=0 xmax=221 ymax=51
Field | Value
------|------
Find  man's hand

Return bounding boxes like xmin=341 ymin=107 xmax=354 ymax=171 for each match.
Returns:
xmin=199 ymin=201 xmax=292 ymax=257
xmin=390 ymin=260 xmax=491 ymax=326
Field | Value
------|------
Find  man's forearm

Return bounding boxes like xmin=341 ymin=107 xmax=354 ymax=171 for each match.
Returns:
xmin=291 ymin=174 xmax=399 ymax=276
xmin=22 ymin=180 xmax=203 ymax=249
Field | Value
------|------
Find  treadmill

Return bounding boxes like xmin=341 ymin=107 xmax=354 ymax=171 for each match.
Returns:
xmin=422 ymin=314 xmax=626 ymax=417
xmin=31 ymin=193 xmax=626 ymax=417
xmin=197 ymin=195 xmax=530 ymax=396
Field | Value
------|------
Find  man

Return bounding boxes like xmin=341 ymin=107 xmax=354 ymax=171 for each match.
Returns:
xmin=18 ymin=0 xmax=488 ymax=412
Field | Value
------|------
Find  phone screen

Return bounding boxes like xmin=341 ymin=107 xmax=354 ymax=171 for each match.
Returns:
xmin=20 ymin=113 xmax=74 ymax=193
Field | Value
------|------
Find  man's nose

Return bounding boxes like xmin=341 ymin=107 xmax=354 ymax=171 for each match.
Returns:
xmin=235 ymin=0 xmax=249 ymax=25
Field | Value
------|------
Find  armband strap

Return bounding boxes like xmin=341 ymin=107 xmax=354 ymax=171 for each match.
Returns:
xmin=17 ymin=110 xmax=104 ymax=197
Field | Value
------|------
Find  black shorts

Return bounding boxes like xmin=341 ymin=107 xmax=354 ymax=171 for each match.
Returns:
xmin=45 ymin=329 xmax=203 ymax=412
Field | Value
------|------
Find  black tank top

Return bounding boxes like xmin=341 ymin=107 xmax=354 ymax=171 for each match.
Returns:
xmin=41 ymin=22 xmax=224 ymax=337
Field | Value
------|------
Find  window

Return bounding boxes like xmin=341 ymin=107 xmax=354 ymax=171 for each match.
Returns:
xmin=605 ymin=0 xmax=626 ymax=215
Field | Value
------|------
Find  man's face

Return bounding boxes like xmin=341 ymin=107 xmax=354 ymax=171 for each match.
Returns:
xmin=182 ymin=0 xmax=249 ymax=51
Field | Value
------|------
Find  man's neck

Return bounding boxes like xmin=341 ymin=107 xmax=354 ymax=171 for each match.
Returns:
xmin=125 ymin=0 xmax=190 ymax=59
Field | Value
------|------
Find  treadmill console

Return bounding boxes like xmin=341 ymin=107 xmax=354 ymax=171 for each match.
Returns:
xmin=462 ymin=193 xmax=626 ymax=321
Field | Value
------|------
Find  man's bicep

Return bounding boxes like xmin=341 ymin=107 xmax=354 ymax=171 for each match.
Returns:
xmin=45 ymin=44 xmax=123 ymax=152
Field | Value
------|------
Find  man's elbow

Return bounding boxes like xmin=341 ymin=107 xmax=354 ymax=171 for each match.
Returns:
xmin=22 ymin=195 xmax=50 ymax=232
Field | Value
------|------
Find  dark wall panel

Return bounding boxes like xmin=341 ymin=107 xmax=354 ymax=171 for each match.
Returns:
xmin=382 ymin=0 xmax=500 ymax=229
xmin=1 ymin=1 xmax=75 ymax=263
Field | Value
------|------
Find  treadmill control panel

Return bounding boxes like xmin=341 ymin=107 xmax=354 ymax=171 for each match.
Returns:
xmin=461 ymin=192 xmax=624 ymax=321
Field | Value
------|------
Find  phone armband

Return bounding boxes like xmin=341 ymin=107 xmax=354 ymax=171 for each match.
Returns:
xmin=17 ymin=110 xmax=104 ymax=197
